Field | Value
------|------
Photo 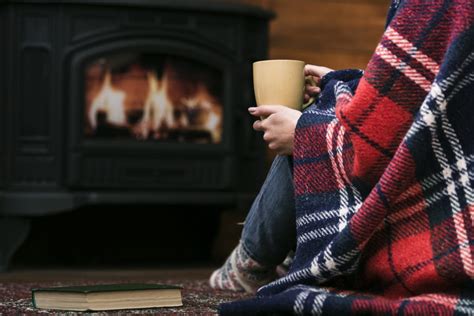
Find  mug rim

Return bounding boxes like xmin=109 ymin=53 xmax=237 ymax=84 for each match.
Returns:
xmin=253 ymin=59 xmax=305 ymax=65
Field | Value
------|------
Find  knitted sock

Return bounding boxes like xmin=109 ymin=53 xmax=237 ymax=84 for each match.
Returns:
xmin=276 ymin=250 xmax=294 ymax=278
xmin=209 ymin=243 xmax=277 ymax=293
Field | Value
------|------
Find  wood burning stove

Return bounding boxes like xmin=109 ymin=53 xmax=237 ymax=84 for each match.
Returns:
xmin=0 ymin=0 xmax=273 ymax=270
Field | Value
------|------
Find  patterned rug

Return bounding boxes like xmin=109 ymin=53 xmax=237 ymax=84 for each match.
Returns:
xmin=0 ymin=278 xmax=250 ymax=315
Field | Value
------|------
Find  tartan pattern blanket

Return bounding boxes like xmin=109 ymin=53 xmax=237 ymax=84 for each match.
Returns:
xmin=220 ymin=0 xmax=474 ymax=314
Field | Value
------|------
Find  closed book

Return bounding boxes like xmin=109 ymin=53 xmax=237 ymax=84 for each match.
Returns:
xmin=31 ymin=283 xmax=183 ymax=311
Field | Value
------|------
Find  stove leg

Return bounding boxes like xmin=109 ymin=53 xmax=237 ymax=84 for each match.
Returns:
xmin=0 ymin=218 xmax=31 ymax=272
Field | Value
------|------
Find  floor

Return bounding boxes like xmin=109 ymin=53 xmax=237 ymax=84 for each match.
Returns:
xmin=0 ymin=267 xmax=251 ymax=315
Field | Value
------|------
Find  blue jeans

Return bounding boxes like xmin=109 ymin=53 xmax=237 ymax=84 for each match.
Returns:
xmin=241 ymin=155 xmax=296 ymax=266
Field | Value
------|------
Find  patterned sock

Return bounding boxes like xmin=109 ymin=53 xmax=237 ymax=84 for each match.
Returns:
xmin=276 ymin=250 xmax=294 ymax=278
xmin=209 ymin=243 xmax=277 ymax=293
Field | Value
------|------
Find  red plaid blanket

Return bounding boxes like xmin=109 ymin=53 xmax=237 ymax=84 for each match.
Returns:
xmin=220 ymin=0 xmax=474 ymax=314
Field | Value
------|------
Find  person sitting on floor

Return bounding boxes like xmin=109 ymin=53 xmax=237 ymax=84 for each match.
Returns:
xmin=210 ymin=0 xmax=474 ymax=314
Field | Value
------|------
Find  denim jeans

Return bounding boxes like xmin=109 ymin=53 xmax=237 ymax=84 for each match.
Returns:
xmin=241 ymin=155 xmax=296 ymax=266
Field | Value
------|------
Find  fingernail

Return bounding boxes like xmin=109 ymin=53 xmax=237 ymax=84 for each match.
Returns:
xmin=248 ymin=107 xmax=257 ymax=112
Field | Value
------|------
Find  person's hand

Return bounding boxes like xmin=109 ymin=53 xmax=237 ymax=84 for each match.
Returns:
xmin=304 ymin=64 xmax=334 ymax=103
xmin=249 ymin=105 xmax=302 ymax=155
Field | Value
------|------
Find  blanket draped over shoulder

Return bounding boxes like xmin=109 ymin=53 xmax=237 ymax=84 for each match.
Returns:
xmin=220 ymin=0 xmax=474 ymax=314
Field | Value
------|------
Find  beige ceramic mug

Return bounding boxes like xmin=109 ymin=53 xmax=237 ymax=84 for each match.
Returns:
xmin=253 ymin=59 xmax=315 ymax=111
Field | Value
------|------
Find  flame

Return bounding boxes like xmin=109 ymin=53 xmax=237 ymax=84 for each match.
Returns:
xmin=136 ymin=70 xmax=175 ymax=139
xmin=181 ymin=83 xmax=222 ymax=143
xmin=88 ymin=70 xmax=127 ymax=129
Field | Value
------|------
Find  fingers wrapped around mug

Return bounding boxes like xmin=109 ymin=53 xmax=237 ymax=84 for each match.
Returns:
xmin=253 ymin=118 xmax=265 ymax=132
xmin=302 ymin=64 xmax=334 ymax=106
xmin=304 ymin=64 xmax=333 ymax=78
xmin=248 ymin=105 xmax=285 ymax=118
xmin=304 ymin=77 xmax=321 ymax=104
xmin=248 ymin=105 xmax=302 ymax=155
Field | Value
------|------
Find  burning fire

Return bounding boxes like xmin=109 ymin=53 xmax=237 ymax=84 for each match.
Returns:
xmin=88 ymin=70 xmax=127 ymax=129
xmin=87 ymin=61 xmax=223 ymax=143
xmin=181 ymin=82 xmax=222 ymax=143
xmin=135 ymin=70 xmax=175 ymax=139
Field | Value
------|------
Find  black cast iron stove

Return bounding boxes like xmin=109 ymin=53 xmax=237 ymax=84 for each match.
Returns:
xmin=0 ymin=0 xmax=273 ymax=269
